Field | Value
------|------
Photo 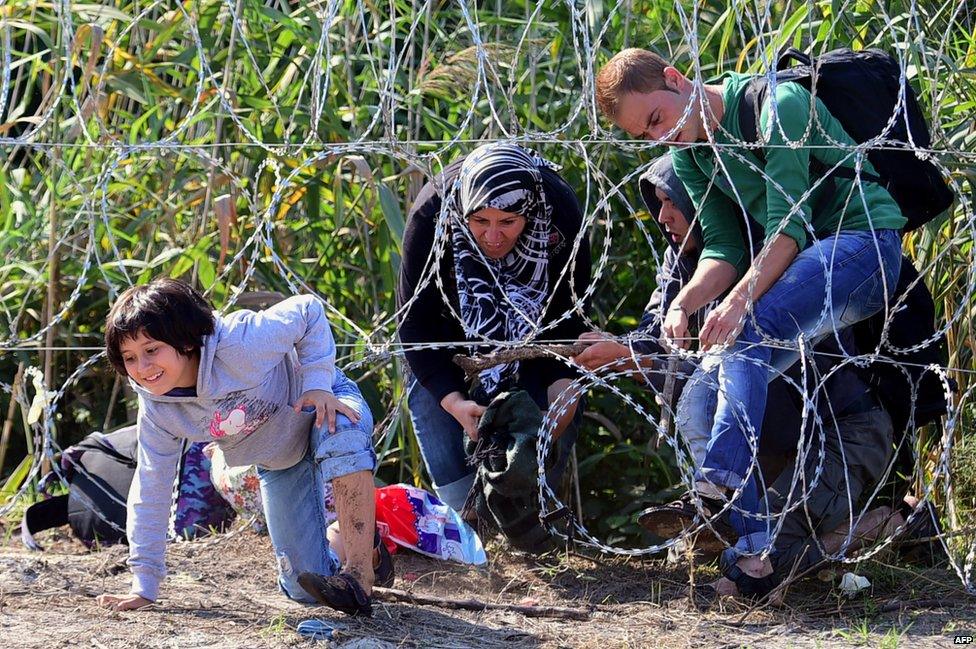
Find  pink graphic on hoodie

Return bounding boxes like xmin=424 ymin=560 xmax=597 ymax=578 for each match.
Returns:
xmin=209 ymin=406 xmax=247 ymax=438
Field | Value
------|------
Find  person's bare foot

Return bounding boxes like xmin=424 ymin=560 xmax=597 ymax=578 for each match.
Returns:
xmin=731 ymin=554 xmax=787 ymax=604
xmin=717 ymin=569 xmax=788 ymax=605
xmin=710 ymin=576 xmax=738 ymax=597
xmin=737 ymin=554 xmax=773 ymax=578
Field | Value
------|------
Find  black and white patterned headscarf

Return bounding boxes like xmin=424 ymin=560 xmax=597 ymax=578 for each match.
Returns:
xmin=449 ymin=142 xmax=560 ymax=396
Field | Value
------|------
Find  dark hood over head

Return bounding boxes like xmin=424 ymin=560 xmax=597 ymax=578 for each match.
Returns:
xmin=638 ymin=154 xmax=701 ymax=255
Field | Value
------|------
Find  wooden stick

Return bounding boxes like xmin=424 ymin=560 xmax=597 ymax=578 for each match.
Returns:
xmin=372 ymin=586 xmax=592 ymax=620
xmin=652 ymin=355 xmax=679 ymax=450
xmin=876 ymin=598 xmax=961 ymax=613
xmin=0 ymin=363 xmax=25 ymax=476
xmin=453 ymin=344 xmax=587 ymax=381
xmin=800 ymin=597 xmax=965 ymax=620
xmin=42 ymin=146 xmax=60 ymax=477
xmin=102 ymin=374 xmax=121 ymax=433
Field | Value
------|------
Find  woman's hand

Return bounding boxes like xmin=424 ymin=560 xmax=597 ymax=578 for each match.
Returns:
xmin=662 ymin=306 xmax=691 ymax=350
xmin=294 ymin=389 xmax=360 ymax=432
xmin=574 ymin=332 xmax=629 ymax=371
xmin=699 ymin=297 xmax=748 ymax=349
xmin=96 ymin=593 xmax=153 ymax=611
xmin=440 ymin=391 xmax=486 ymax=441
xmin=547 ymin=378 xmax=582 ymax=440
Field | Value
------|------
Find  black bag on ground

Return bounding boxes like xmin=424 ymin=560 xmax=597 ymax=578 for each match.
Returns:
xmin=738 ymin=48 xmax=954 ymax=231
xmin=22 ymin=426 xmax=236 ymax=550
xmin=462 ymin=390 xmax=556 ymax=555
xmin=22 ymin=426 xmax=138 ymax=549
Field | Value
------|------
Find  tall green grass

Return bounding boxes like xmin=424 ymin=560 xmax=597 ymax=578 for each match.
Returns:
xmin=1 ymin=0 xmax=973 ymax=543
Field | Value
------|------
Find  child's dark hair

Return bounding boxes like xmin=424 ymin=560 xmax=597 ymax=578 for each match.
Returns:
xmin=105 ymin=278 xmax=215 ymax=376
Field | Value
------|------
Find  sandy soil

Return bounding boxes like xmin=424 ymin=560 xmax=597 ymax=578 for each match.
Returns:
xmin=1 ymin=524 xmax=974 ymax=648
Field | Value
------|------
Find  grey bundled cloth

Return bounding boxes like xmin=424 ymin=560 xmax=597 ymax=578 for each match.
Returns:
xmin=764 ymin=405 xmax=894 ymax=579
xmin=463 ymin=390 xmax=559 ymax=554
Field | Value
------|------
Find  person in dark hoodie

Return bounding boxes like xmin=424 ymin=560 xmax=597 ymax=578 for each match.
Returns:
xmin=575 ymin=155 xmax=916 ymax=600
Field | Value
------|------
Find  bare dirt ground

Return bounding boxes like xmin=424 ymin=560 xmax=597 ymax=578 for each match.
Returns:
xmin=1 ymin=523 xmax=974 ymax=648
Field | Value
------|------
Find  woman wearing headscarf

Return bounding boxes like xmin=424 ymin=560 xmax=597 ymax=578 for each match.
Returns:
xmin=397 ymin=143 xmax=592 ymax=512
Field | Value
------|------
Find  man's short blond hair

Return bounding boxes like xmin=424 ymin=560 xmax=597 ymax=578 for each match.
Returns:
xmin=595 ymin=48 xmax=671 ymax=118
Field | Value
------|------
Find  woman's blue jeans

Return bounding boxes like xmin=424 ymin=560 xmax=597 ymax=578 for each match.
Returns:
xmin=696 ymin=229 xmax=901 ymax=565
xmin=407 ymin=379 xmax=582 ymax=512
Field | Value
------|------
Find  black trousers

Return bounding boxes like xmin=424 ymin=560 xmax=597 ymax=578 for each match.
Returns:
xmin=763 ymin=406 xmax=894 ymax=581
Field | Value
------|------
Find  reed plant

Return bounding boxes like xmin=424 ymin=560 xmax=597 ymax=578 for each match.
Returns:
xmin=1 ymin=0 xmax=972 ymax=544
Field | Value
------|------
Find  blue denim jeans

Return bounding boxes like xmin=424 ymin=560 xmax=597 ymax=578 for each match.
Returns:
xmin=407 ymin=379 xmax=582 ymax=512
xmin=257 ymin=369 xmax=376 ymax=603
xmin=697 ymin=229 xmax=902 ymax=565
xmin=407 ymin=381 xmax=475 ymax=512
xmin=675 ymin=367 xmax=720 ymax=471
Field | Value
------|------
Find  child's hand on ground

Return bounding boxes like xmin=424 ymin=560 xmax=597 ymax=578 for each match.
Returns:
xmin=295 ymin=389 xmax=360 ymax=432
xmin=96 ymin=593 xmax=153 ymax=611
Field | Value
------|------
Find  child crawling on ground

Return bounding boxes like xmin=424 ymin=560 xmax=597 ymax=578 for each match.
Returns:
xmin=96 ymin=277 xmax=392 ymax=616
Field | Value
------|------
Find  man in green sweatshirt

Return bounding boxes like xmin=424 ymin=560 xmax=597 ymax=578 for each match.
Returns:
xmin=595 ymin=48 xmax=905 ymax=597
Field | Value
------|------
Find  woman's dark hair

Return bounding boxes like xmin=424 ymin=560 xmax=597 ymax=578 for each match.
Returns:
xmin=105 ymin=278 xmax=215 ymax=376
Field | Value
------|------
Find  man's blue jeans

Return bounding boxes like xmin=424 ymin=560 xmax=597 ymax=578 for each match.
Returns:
xmin=696 ymin=229 xmax=902 ymax=565
xmin=675 ymin=368 xmax=720 ymax=471
xmin=257 ymin=369 xmax=376 ymax=603
xmin=407 ymin=380 xmax=582 ymax=513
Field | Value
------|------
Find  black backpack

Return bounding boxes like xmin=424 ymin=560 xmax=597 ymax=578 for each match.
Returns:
xmin=851 ymin=256 xmax=953 ymax=433
xmin=20 ymin=427 xmax=236 ymax=550
xmin=462 ymin=391 xmax=559 ymax=554
xmin=737 ymin=48 xmax=954 ymax=231
xmin=22 ymin=427 xmax=139 ymax=549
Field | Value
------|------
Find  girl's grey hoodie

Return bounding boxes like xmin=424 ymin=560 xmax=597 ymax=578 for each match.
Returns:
xmin=126 ymin=295 xmax=337 ymax=601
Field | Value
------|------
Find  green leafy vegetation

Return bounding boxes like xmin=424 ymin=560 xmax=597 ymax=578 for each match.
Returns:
xmin=0 ymin=0 xmax=972 ymax=552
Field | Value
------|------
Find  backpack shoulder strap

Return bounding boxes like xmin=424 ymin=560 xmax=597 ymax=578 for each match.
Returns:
xmin=738 ymin=77 xmax=768 ymax=157
xmin=739 ymin=46 xmax=811 ymax=144
xmin=737 ymin=72 xmax=841 ymax=221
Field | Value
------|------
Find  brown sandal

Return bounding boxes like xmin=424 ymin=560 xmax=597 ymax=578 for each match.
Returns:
xmin=298 ymin=572 xmax=372 ymax=617
xmin=638 ymin=498 xmax=699 ymax=539
xmin=638 ymin=492 xmax=735 ymax=553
